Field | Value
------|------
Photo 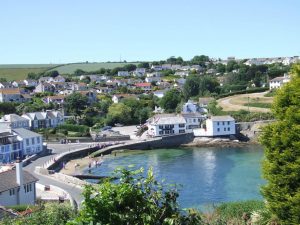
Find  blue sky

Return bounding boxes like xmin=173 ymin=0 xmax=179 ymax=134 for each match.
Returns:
xmin=0 ymin=0 xmax=299 ymax=63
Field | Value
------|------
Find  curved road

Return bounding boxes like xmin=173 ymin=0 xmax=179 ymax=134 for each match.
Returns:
xmin=217 ymin=92 xmax=272 ymax=113
xmin=24 ymin=143 xmax=91 ymax=206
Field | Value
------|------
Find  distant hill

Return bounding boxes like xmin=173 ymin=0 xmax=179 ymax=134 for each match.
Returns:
xmin=0 ymin=62 xmax=139 ymax=81
xmin=49 ymin=62 xmax=139 ymax=74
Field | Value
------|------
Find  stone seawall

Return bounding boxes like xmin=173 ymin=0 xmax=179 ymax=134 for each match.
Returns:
xmin=92 ymin=133 xmax=194 ymax=157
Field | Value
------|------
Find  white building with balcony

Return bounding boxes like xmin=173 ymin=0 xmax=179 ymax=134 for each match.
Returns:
xmin=147 ymin=114 xmax=186 ymax=137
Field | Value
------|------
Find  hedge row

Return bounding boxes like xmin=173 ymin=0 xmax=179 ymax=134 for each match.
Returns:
xmin=217 ymin=87 xmax=269 ymax=99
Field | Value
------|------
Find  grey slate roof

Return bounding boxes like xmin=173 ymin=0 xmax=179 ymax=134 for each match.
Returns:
xmin=0 ymin=169 xmax=38 ymax=193
xmin=149 ymin=114 xmax=186 ymax=125
xmin=1 ymin=114 xmax=29 ymax=122
xmin=210 ymin=116 xmax=235 ymax=122
xmin=12 ymin=128 xmax=42 ymax=138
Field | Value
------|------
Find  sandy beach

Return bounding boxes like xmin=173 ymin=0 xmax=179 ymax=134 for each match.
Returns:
xmin=60 ymin=156 xmax=104 ymax=175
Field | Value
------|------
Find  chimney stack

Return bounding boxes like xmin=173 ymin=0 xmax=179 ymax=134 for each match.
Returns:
xmin=15 ymin=158 xmax=23 ymax=186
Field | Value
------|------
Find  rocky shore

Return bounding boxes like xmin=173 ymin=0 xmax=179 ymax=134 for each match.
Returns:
xmin=182 ymin=137 xmax=253 ymax=148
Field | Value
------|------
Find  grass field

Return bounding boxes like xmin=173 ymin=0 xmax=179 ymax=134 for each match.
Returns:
xmin=0 ymin=64 xmax=61 ymax=81
xmin=50 ymin=62 xmax=139 ymax=74
xmin=244 ymin=102 xmax=272 ymax=108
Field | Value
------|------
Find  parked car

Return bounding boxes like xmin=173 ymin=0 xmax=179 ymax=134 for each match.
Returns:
xmin=114 ymin=123 xmax=124 ymax=127
xmin=102 ymin=126 xmax=112 ymax=131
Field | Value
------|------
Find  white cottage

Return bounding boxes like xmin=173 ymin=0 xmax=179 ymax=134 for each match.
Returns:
xmin=194 ymin=116 xmax=236 ymax=137
xmin=0 ymin=160 xmax=38 ymax=206
xmin=147 ymin=114 xmax=186 ymax=137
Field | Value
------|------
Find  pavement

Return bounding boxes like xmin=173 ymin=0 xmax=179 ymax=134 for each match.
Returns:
xmin=24 ymin=143 xmax=92 ymax=206
xmin=111 ymin=125 xmax=141 ymax=140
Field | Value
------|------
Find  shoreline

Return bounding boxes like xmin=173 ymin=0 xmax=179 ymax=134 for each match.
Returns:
xmin=58 ymin=139 xmax=260 ymax=176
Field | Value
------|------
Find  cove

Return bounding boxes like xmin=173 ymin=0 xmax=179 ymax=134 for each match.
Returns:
xmin=85 ymin=145 xmax=265 ymax=209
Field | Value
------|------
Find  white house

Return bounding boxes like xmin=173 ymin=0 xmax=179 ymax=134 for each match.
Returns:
xmin=22 ymin=110 xmax=64 ymax=130
xmin=147 ymin=114 xmax=186 ymax=137
xmin=145 ymin=76 xmax=161 ymax=83
xmin=182 ymin=113 xmax=206 ymax=131
xmin=0 ymin=114 xmax=30 ymax=130
xmin=0 ymin=160 xmax=38 ymax=206
xmin=174 ymin=71 xmax=189 ymax=77
xmin=13 ymin=128 xmax=43 ymax=156
xmin=23 ymin=79 xmax=38 ymax=87
xmin=0 ymin=131 xmax=23 ymax=163
xmin=269 ymin=73 xmax=290 ymax=90
xmin=117 ymin=71 xmax=129 ymax=77
xmin=194 ymin=116 xmax=236 ymax=137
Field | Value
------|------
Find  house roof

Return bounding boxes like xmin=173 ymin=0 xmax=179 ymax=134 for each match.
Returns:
xmin=136 ymin=82 xmax=151 ymax=87
xmin=0 ymin=114 xmax=29 ymax=123
xmin=210 ymin=116 xmax=235 ymax=122
xmin=0 ymin=169 xmax=38 ymax=193
xmin=0 ymin=88 xmax=21 ymax=95
xmin=148 ymin=114 xmax=186 ymax=125
xmin=12 ymin=128 xmax=42 ymax=138
xmin=270 ymin=76 xmax=285 ymax=82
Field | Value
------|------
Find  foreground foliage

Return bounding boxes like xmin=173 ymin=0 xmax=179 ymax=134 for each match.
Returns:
xmin=68 ymin=167 xmax=203 ymax=225
xmin=260 ymin=64 xmax=300 ymax=225
xmin=0 ymin=203 xmax=75 ymax=225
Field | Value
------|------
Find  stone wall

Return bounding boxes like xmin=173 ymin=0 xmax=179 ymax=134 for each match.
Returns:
xmin=92 ymin=133 xmax=194 ymax=157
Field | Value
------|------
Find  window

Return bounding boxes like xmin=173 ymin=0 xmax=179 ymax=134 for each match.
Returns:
xmin=37 ymin=137 xmax=40 ymax=143
xmin=171 ymin=130 xmax=174 ymax=134
xmin=29 ymin=183 xmax=32 ymax=192
xmin=222 ymin=122 xmax=225 ymax=125
xmin=227 ymin=121 xmax=230 ymax=125
xmin=179 ymin=124 xmax=185 ymax=128
xmin=217 ymin=128 xmax=220 ymax=132
xmin=159 ymin=125 xmax=163 ymax=129
xmin=224 ymin=128 xmax=226 ymax=131
xmin=217 ymin=122 xmax=219 ymax=126
xmin=32 ymin=138 xmax=35 ymax=145
xmin=228 ymin=127 xmax=230 ymax=131
xmin=159 ymin=131 xmax=163 ymax=135
xmin=165 ymin=130 xmax=170 ymax=134
xmin=179 ymin=129 xmax=185 ymax=133
xmin=193 ymin=119 xmax=196 ymax=123
xmin=165 ymin=125 xmax=170 ymax=129
xmin=9 ymin=188 xmax=15 ymax=196
xmin=26 ymin=139 xmax=29 ymax=146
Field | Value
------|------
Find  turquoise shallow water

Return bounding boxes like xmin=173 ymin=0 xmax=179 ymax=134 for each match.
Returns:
xmin=86 ymin=145 xmax=265 ymax=209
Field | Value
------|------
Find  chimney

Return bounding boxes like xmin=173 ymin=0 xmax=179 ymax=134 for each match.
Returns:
xmin=15 ymin=158 xmax=23 ymax=186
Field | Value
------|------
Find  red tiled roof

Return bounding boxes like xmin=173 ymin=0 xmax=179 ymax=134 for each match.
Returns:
xmin=135 ymin=83 xmax=151 ymax=87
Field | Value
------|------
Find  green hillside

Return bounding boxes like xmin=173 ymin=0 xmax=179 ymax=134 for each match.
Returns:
xmin=50 ymin=62 xmax=139 ymax=74
xmin=0 ymin=64 xmax=60 ymax=81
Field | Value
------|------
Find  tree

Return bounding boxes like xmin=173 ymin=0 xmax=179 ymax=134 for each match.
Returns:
xmin=160 ymin=89 xmax=182 ymax=113
xmin=183 ymin=75 xmax=200 ymax=100
xmin=137 ymin=62 xmax=150 ymax=69
xmin=123 ymin=64 xmax=137 ymax=72
xmin=190 ymin=55 xmax=209 ymax=66
xmin=106 ymin=103 xmax=132 ymax=125
xmin=73 ymin=69 xmax=86 ymax=76
xmin=260 ymin=64 xmax=300 ymax=225
xmin=45 ymin=70 xmax=59 ymax=78
xmin=64 ymin=93 xmax=89 ymax=116
xmin=68 ymin=167 xmax=202 ymax=225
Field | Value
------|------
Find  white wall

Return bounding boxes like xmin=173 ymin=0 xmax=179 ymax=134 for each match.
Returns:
xmin=0 ymin=182 xmax=36 ymax=206
xmin=148 ymin=123 xmax=186 ymax=137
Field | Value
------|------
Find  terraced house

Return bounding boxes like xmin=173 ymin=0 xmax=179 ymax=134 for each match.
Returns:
xmin=22 ymin=110 xmax=64 ymax=130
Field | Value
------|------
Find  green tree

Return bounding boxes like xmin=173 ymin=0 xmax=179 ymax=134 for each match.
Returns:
xmin=260 ymin=64 xmax=300 ymax=225
xmin=45 ymin=70 xmax=59 ymax=78
xmin=106 ymin=103 xmax=132 ymax=125
xmin=74 ymin=69 xmax=86 ymax=76
xmin=68 ymin=167 xmax=202 ymax=225
xmin=160 ymin=89 xmax=182 ymax=113
xmin=64 ymin=92 xmax=89 ymax=116
xmin=137 ymin=62 xmax=150 ymax=69
xmin=190 ymin=55 xmax=209 ymax=66
xmin=183 ymin=75 xmax=200 ymax=100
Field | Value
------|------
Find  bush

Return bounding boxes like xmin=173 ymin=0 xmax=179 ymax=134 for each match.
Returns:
xmin=57 ymin=124 xmax=89 ymax=136
xmin=217 ymin=87 xmax=269 ymax=99
xmin=215 ymin=200 xmax=265 ymax=220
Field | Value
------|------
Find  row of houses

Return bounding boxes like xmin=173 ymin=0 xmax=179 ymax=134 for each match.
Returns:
xmin=0 ymin=110 xmax=64 ymax=131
